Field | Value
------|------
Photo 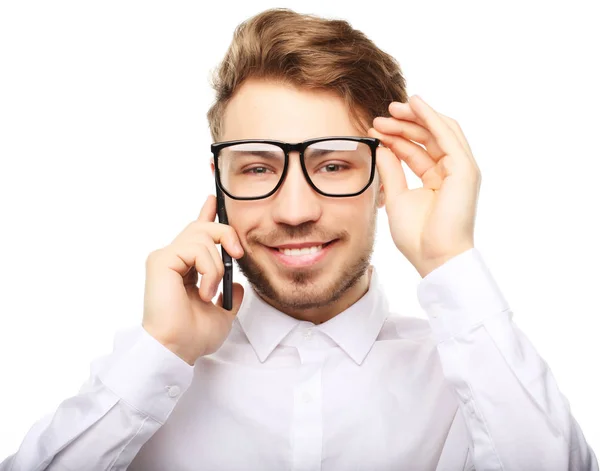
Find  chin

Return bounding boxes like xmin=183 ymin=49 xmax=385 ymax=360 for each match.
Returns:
xmin=236 ymin=240 xmax=372 ymax=312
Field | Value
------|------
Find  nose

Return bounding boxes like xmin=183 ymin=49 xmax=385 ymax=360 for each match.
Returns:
xmin=270 ymin=151 xmax=322 ymax=226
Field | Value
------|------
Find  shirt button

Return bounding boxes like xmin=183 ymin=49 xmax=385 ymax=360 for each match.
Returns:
xmin=303 ymin=328 xmax=313 ymax=340
xmin=301 ymin=391 xmax=313 ymax=403
xmin=166 ymin=385 xmax=181 ymax=398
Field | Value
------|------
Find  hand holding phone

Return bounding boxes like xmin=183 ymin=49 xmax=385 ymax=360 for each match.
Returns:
xmin=141 ymin=194 xmax=244 ymax=365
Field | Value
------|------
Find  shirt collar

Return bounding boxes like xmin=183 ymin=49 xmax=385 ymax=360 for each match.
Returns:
xmin=235 ymin=266 xmax=389 ymax=365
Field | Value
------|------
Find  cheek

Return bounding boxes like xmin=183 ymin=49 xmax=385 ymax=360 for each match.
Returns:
xmin=336 ymin=204 xmax=376 ymax=232
xmin=226 ymin=204 xmax=266 ymax=240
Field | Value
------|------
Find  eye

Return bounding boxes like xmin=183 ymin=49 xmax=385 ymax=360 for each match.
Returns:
xmin=243 ymin=166 xmax=273 ymax=175
xmin=318 ymin=163 xmax=350 ymax=173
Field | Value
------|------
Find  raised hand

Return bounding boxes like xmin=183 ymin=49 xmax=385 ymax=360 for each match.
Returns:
xmin=368 ymin=95 xmax=481 ymax=278
xmin=142 ymin=195 xmax=245 ymax=365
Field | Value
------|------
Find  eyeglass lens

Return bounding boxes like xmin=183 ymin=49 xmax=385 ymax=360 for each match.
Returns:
xmin=217 ymin=139 xmax=372 ymax=198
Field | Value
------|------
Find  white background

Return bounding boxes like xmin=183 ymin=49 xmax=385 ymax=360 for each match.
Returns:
xmin=1 ymin=0 xmax=598 ymax=461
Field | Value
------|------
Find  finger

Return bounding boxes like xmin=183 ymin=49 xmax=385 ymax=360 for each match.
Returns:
xmin=371 ymin=142 xmax=408 ymax=202
xmin=168 ymin=243 xmax=219 ymax=301
xmin=406 ymin=95 xmax=471 ymax=170
xmin=198 ymin=194 xmax=217 ymax=222
xmin=203 ymin=236 xmax=226 ymax=282
xmin=393 ymin=100 xmax=478 ymax=172
xmin=390 ymin=100 xmax=463 ymax=154
xmin=161 ymin=241 xmax=219 ymax=302
xmin=368 ymin=127 xmax=435 ymax=179
xmin=182 ymin=266 xmax=199 ymax=287
xmin=372 ymin=116 xmax=444 ymax=160
xmin=392 ymin=100 xmax=473 ymax=159
xmin=191 ymin=244 xmax=220 ymax=302
xmin=193 ymin=222 xmax=244 ymax=259
xmin=388 ymin=101 xmax=426 ymax=127
xmin=437 ymin=112 xmax=476 ymax=162
xmin=176 ymin=220 xmax=244 ymax=260
xmin=179 ymin=234 xmax=226 ymax=295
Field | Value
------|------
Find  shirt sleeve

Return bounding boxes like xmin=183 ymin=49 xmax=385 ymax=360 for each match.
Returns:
xmin=0 ymin=325 xmax=194 ymax=471
xmin=417 ymin=248 xmax=599 ymax=471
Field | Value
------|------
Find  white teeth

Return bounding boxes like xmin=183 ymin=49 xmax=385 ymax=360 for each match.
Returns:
xmin=278 ymin=245 xmax=323 ymax=256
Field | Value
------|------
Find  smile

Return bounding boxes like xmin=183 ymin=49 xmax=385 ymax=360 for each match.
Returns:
xmin=278 ymin=245 xmax=324 ymax=256
xmin=266 ymin=240 xmax=337 ymax=268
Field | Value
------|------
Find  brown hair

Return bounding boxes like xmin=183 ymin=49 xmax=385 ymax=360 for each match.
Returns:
xmin=206 ymin=8 xmax=408 ymax=142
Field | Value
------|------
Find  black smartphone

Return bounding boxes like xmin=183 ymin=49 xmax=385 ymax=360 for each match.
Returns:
xmin=215 ymin=186 xmax=233 ymax=310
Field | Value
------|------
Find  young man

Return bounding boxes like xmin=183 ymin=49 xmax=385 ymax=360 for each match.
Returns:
xmin=2 ymin=8 xmax=597 ymax=471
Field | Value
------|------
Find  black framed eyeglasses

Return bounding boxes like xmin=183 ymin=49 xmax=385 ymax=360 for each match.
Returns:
xmin=211 ymin=136 xmax=380 ymax=200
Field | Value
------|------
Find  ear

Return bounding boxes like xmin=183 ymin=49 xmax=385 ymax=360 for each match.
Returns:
xmin=210 ymin=158 xmax=215 ymax=177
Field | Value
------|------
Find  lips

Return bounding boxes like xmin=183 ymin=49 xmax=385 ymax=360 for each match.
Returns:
xmin=266 ymin=239 xmax=338 ymax=268
xmin=270 ymin=240 xmax=335 ymax=250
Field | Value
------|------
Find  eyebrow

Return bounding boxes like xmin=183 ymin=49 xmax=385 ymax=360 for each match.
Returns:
xmin=307 ymin=148 xmax=334 ymax=156
xmin=235 ymin=150 xmax=282 ymax=159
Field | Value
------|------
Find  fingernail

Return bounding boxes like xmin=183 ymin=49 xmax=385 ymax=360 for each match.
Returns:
xmin=234 ymin=243 xmax=243 ymax=254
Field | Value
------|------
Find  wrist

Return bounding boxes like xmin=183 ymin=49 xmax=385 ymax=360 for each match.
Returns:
xmin=142 ymin=325 xmax=199 ymax=366
xmin=417 ymin=245 xmax=475 ymax=278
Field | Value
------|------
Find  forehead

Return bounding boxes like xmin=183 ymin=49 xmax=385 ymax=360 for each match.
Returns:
xmin=221 ymin=78 xmax=363 ymax=142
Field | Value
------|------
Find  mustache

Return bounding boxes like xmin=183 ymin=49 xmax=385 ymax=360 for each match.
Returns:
xmin=248 ymin=222 xmax=347 ymax=246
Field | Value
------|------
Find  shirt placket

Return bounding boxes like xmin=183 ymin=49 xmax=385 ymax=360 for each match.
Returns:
xmin=291 ymin=325 xmax=328 ymax=471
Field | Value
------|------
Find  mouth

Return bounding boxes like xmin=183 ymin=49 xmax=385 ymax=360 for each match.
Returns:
xmin=265 ymin=240 xmax=338 ymax=268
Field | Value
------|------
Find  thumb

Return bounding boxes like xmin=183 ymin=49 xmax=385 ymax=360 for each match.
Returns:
xmin=215 ymin=282 xmax=245 ymax=315
xmin=375 ymin=145 xmax=408 ymax=201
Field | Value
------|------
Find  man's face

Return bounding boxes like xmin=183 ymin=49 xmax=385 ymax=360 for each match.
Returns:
xmin=212 ymin=78 xmax=385 ymax=320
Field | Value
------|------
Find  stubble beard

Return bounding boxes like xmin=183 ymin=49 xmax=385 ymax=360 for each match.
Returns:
xmin=235 ymin=210 xmax=378 ymax=312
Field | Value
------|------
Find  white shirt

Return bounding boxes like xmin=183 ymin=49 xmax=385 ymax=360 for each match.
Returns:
xmin=1 ymin=248 xmax=597 ymax=471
